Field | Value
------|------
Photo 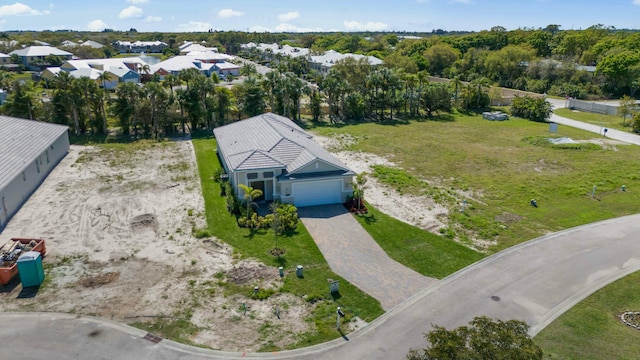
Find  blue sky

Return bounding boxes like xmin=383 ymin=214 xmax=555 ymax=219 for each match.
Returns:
xmin=0 ymin=1 xmax=639 ymax=33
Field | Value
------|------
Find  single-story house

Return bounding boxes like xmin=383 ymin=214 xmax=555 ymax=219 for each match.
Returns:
xmin=309 ymin=50 xmax=383 ymax=74
xmin=42 ymin=65 xmax=139 ymax=89
xmin=0 ymin=53 xmax=11 ymax=66
xmin=114 ymin=40 xmax=168 ymax=54
xmin=214 ymin=113 xmax=354 ymax=207
xmin=150 ymin=55 xmax=215 ymax=79
xmin=0 ymin=116 xmax=69 ymax=231
xmin=187 ymin=50 xmax=233 ymax=64
xmin=179 ymin=43 xmax=218 ymax=55
xmin=213 ymin=61 xmax=240 ymax=77
xmin=60 ymin=40 xmax=104 ymax=49
xmin=9 ymin=46 xmax=73 ymax=70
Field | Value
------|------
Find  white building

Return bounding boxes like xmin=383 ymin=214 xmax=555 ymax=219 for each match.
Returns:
xmin=0 ymin=116 xmax=69 ymax=231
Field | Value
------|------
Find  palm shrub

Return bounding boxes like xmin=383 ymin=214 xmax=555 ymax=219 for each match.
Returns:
xmin=510 ymin=95 xmax=552 ymax=122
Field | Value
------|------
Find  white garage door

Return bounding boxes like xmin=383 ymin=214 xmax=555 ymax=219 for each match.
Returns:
xmin=293 ymin=180 xmax=342 ymax=207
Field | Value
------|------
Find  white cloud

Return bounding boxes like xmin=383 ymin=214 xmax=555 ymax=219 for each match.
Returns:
xmin=175 ymin=21 xmax=211 ymax=32
xmin=634 ymin=0 xmax=640 ymax=5
xmin=451 ymin=0 xmax=474 ymax=3
xmin=119 ymin=6 xmax=143 ymax=19
xmin=218 ymin=8 xmax=244 ymax=18
xmin=343 ymin=20 xmax=388 ymax=31
xmin=87 ymin=19 xmax=108 ymax=31
xmin=0 ymin=2 xmax=49 ymax=16
xmin=127 ymin=0 xmax=149 ymax=4
xmin=278 ymin=11 xmax=300 ymax=22
xmin=144 ymin=15 xmax=162 ymax=22
xmin=248 ymin=25 xmax=271 ymax=32
xmin=275 ymin=23 xmax=324 ymax=32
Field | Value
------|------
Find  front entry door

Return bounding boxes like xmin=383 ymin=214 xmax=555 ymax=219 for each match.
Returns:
xmin=250 ymin=181 xmax=265 ymax=202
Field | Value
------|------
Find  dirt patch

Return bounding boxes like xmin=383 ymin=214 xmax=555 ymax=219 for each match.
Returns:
xmin=0 ymin=141 xmax=312 ymax=352
xmin=226 ymin=261 xmax=280 ymax=286
xmin=130 ymin=213 xmax=159 ymax=235
xmin=313 ymin=134 xmax=449 ymax=233
xmin=78 ymin=272 xmax=120 ymax=288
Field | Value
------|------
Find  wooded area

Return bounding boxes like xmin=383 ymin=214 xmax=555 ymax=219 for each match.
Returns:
xmin=1 ymin=24 xmax=639 ymax=137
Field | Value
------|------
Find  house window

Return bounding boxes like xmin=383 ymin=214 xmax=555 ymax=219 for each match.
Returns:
xmin=247 ymin=173 xmax=258 ymax=180
xmin=36 ymin=160 xmax=40 ymax=174
xmin=45 ymin=150 xmax=50 ymax=164
xmin=263 ymin=171 xmax=274 ymax=178
xmin=50 ymin=144 xmax=54 ymax=150
xmin=22 ymin=172 xmax=26 ymax=181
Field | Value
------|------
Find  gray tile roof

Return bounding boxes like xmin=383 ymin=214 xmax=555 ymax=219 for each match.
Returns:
xmin=214 ymin=113 xmax=351 ymax=174
xmin=0 ymin=116 xmax=68 ymax=191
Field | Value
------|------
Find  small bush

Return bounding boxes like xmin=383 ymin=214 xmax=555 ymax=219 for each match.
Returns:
xmin=193 ymin=228 xmax=212 ymax=239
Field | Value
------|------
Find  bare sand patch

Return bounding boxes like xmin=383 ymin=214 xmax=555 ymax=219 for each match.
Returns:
xmin=0 ymin=140 xmax=311 ymax=352
xmin=313 ymin=134 xmax=449 ymax=233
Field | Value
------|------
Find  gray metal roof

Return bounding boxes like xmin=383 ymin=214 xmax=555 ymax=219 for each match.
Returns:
xmin=214 ymin=113 xmax=351 ymax=174
xmin=0 ymin=116 xmax=68 ymax=191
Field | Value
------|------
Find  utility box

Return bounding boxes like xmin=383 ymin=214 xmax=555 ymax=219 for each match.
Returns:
xmin=17 ymin=251 xmax=45 ymax=287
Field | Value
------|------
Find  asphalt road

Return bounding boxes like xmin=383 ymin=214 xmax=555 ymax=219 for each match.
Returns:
xmin=4 ymin=214 xmax=640 ymax=359
xmin=547 ymin=98 xmax=640 ymax=145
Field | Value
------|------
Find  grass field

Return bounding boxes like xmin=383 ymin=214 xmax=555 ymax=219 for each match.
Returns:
xmin=554 ymin=108 xmax=632 ymax=132
xmin=311 ymin=112 xmax=640 ymax=253
xmin=535 ymin=271 xmax=640 ymax=359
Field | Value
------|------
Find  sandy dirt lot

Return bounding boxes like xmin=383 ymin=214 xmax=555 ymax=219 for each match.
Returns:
xmin=0 ymin=141 xmax=312 ymax=351
xmin=0 ymin=134 xmax=449 ymax=351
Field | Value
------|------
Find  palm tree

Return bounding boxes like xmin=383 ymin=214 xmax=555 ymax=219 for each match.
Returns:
xmin=138 ymin=64 xmax=151 ymax=83
xmin=237 ymin=184 xmax=263 ymax=221
xmin=179 ymin=67 xmax=201 ymax=91
xmin=53 ymin=71 xmax=82 ymax=135
xmin=96 ymin=71 xmax=111 ymax=134
xmin=112 ymin=82 xmax=142 ymax=136
xmin=144 ymin=81 xmax=166 ymax=139
xmin=451 ymin=75 xmax=463 ymax=105
xmin=472 ymin=77 xmax=491 ymax=109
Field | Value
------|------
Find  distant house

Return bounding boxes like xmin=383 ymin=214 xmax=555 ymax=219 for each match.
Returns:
xmin=61 ymin=40 xmax=104 ymax=49
xmin=114 ymin=40 xmax=167 ymax=54
xmin=213 ymin=61 xmax=240 ymax=77
xmin=9 ymin=46 xmax=73 ymax=70
xmin=214 ymin=113 xmax=354 ymax=207
xmin=309 ymin=50 xmax=383 ymax=74
xmin=150 ymin=55 xmax=218 ymax=78
xmin=185 ymin=50 xmax=233 ymax=64
xmin=0 ymin=53 xmax=11 ymax=66
xmin=179 ymin=42 xmax=218 ymax=55
xmin=42 ymin=58 xmax=144 ymax=89
xmin=241 ymin=43 xmax=310 ymax=60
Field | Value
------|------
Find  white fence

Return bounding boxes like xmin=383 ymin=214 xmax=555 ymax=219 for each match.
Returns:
xmin=568 ymin=99 xmax=618 ymax=115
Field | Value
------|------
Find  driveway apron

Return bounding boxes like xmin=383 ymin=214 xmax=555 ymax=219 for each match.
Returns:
xmin=298 ymin=204 xmax=436 ymax=310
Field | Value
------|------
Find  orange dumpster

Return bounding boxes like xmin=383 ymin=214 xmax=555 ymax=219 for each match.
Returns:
xmin=0 ymin=238 xmax=46 ymax=286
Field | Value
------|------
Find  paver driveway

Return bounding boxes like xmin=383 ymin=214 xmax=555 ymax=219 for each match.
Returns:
xmin=298 ymin=204 xmax=436 ymax=311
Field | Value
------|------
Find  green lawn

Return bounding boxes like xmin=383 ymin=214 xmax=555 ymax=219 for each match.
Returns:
xmin=354 ymin=204 xmax=483 ymax=279
xmin=535 ymin=271 xmax=640 ymax=359
xmin=311 ymin=113 xmax=640 ymax=253
xmin=554 ymin=108 xmax=632 ymax=132
xmin=192 ymin=138 xmax=384 ymax=349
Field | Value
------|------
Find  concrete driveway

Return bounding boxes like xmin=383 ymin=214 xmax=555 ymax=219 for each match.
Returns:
xmin=3 ymin=213 xmax=640 ymax=359
xmin=298 ymin=204 xmax=436 ymax=311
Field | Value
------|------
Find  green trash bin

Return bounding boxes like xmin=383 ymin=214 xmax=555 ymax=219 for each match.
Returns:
xmin=17 ymin=251 xmax=45 ymax=287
